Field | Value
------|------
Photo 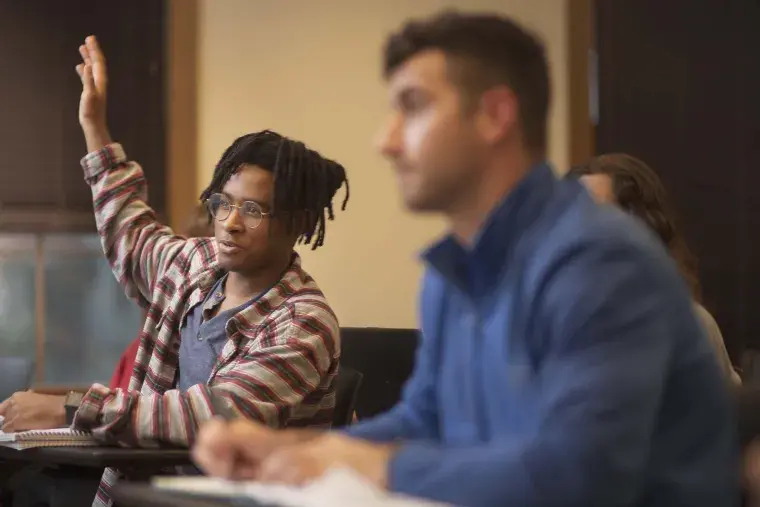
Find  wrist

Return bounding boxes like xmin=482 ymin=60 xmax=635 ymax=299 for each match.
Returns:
xmin=263 ymin=429 xmax=321 ymax=454
xmin=53 ymin=396 xmax=67 ymax=427
xmin=63 ymin=391 xmax=85 ymax=426
xmin=372 ymin=443 xmax=397 ymax=489
xmin=289 ymin=429 xmax=322 ymax=445
xmin=81 ymin=124 xmax=112 ymax=152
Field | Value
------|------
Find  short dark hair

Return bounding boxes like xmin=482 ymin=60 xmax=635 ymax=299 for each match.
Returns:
xmin=568 ymin=154 xmax=702 ymax=301
xmin=383 ymin=10 xmax=550 ymax=154
xmin=199 ymin=130 xmax=349 ymax=250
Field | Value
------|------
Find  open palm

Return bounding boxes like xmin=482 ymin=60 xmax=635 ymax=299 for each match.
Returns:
xmin=75 ymin=36 xmax=107 ymax=129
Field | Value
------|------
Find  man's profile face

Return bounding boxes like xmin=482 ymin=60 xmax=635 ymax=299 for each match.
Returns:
xmin=376 ymin=50 xmax=485 ymax=213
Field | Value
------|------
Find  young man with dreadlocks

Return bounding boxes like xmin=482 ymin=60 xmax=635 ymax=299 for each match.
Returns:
xmin=0 ymin=36 xmax=348 ymax=507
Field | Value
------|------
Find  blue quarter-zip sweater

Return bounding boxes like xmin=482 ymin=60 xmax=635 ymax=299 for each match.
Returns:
xmin=346 ymin=164 xmax=737 ymax=507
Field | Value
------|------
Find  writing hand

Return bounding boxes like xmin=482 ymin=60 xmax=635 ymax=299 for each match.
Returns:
xmin=193 ymin=418 xmax=321 ymax=480
xmin=257 ymin=433 xmax=396 ymax=489
xmin=0 ymin=392 xmax=66 ymax=433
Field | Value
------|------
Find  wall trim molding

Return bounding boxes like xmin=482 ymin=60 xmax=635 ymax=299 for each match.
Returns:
xmin=166 ymin=0 xmax=200 ymax=229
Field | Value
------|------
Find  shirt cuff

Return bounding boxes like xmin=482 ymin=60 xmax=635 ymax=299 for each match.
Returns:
xmin=71 ymin=384 xmax=109 ymax=430
xmin=80 ymin=143 xmax=127 ymax=181
xmin=387 ymin=442 xmax=428 ymax=493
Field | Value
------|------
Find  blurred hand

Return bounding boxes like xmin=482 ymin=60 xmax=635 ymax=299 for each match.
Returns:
xmin=745 ymin=439 xmax=760 ymax=506
xmin=193 ymin=419 xmax=320 ymax=480
xmin=257 ymin=433 xmax=396 ymax=489
xmin=0 ymin=392 xmax=66 ymax=432
xmin=75 ymin=36 xmax=112 ymax=151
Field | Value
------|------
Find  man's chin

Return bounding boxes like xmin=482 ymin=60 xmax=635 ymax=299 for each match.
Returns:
xmin=402 ymin=194 xmax=443 ymax=214
xmin=397 ymin=181 xmax=445 ymax=213
xmin=217 ymin=255 xmax=241 ymax=272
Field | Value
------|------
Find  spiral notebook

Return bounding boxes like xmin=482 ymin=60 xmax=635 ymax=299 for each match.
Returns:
xmin=0 ymin=416 xmax=96 ymax=450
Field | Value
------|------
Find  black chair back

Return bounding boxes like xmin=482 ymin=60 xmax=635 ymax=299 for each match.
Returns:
xmin=340 ymin=327 xmax=418 ymax=419
xmin=333 ymin=366 xmax=363 ymax=428
xmin=0 ymin=356 xmax=34 ymax=401
xmin=736 ymin=386 xmax=760 ymax=448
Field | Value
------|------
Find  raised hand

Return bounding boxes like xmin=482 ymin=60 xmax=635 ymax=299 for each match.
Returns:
xmin=75 ymin=36 xmax=111 ymax=152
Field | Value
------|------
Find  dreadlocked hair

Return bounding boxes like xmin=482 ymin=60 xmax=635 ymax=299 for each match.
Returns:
xmin=199 ymin=130 xmax=349 ymax=250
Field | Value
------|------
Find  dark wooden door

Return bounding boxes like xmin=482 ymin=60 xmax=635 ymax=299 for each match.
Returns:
xmin=595 ymin=0 xmax=760 ymax=361
xmin=0 ymin=0 xmax=166 ymax=232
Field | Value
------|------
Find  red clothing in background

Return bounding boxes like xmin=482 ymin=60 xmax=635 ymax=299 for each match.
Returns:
xmin=108 ymin=337 xmax=140 ymax=391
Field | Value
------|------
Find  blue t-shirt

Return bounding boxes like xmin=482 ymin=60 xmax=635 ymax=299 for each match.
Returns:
xmin=178 ymin=275 xmax=261 ymax=392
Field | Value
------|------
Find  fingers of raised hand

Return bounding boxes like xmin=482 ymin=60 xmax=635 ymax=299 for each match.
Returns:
xmin=76 ymin=37 xmax=105 ymax=90
xmin=76 ymin=63 xmax=95 ymax=92
xmin=79 ymin=44 xmax=91 ymax=65
xmin=85 ymin=36 xmax=105 ymax=64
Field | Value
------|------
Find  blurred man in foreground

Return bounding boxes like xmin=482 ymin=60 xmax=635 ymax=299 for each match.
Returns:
xmin=193 ymin=11 xmax=737 ymax=507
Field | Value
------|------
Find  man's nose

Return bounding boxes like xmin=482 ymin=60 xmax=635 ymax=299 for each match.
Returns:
xmin=222 ymin=207 xmax=245 ymax=232
xmin=375 ymin=114 xmax=404 ymax=160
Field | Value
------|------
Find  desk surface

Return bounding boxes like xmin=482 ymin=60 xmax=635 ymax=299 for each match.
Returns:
xmin=111 ymin=484 xmax=269 ymax=507
xmin=0 ymin=445 xmax=191 ymax=469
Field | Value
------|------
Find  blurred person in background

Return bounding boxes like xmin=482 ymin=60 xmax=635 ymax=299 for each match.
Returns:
xmin=567 ymin=154 xmax=741 ymax=385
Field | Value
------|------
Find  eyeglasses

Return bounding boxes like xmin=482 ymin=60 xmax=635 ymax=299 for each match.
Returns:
xmin=205 ymin=193 xmax=271 ymax=229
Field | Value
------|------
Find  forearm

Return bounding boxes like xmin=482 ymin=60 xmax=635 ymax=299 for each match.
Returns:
xmin=73 ymin=363 xmax=330 ymax=446
xmin=389 ymin=429 xmax=643 ymax=507
xmin=82 ymin=143 xmax=186 ymax=304
xmin=385 ymin=315 xmax=669 ymax=505
xmin=389 ymin=442 xmax=523 ymax=507
xmin=73 ymin=384 xmax=239 ymax=447
xmin=82 ymin=123 xmax=112 ymax=153
xmin=73 ymin=315 xmax=339 ymax=446
xmin=344 ymin=404 xmax=431 ymax=442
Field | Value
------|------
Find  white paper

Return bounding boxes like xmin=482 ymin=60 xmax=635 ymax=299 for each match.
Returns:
xmin=154 ymin=468 xmax=451 ymax=507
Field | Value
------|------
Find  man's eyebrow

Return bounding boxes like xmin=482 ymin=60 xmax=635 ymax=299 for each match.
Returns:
xmin=220 ymin=191 xmax=267 ymax=206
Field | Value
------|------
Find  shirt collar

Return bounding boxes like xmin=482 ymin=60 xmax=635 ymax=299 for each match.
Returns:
xmin=423 ymin=162 xmax=556 ymax=296
xmin=202 ymin=274 xmax=228 ymax=313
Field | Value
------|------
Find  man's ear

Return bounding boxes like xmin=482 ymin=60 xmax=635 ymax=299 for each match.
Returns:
xmin=474 ymin=86 xmax=519 ymax=145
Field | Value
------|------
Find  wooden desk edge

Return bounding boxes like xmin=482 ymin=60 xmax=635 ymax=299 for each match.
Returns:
xmin=0 ymin=446 xmax=192 ymax=468
xmin=111 ymin=484 xmax=239 ymax=507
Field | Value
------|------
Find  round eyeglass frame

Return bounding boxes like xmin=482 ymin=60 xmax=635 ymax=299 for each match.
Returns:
xmin=205 ymin=193 xmax=272 ymax=229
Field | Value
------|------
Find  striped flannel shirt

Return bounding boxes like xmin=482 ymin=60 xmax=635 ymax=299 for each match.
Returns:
xmin=72 ymin=143 xmax=341 ymax=507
